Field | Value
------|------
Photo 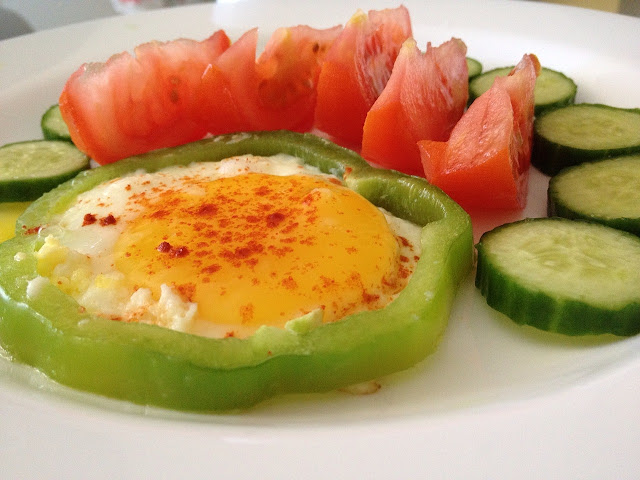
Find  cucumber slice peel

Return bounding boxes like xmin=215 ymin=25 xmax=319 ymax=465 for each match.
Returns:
xmin=533 ymin=104 xmax=640 ymax=175
xmin=548 ymin=155 xmax=640 ymax=236
xmin=469 ymin=66 xmax=577 ymax=114
xmin=466 ymin=57 xmax=482 ymax=80
xmin=476 ymin=218 xmax=640 ymax=336
xmin=0 ymin=140 xmax=90 ymax=202
xmin=41 ymin=104 xmax=72 ymax=142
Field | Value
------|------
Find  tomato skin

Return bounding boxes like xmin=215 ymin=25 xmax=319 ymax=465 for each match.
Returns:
xmin=361 ymin=38 xmax=468 ymax=176
xmin=313 ymin=6 xmax=412 ymax=147
xmin=418 ymin=54 xmax=540 ymax=211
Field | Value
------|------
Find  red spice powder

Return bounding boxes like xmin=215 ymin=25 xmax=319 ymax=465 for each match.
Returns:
xmin=22 ymin=225 xmax=42 ymax=235
xmin=156 ymin=241 xmax=189 ymax=258
xmin=240 ymin=303 xmax=254 ymax=324
xmin=202 ymin=264 xmax=221 ymax=274
xmin=156 ymin=241 xmax=171 ymax=253
xmin=99 ymin=214 xmax=117 ymax=226
xmin=175 ymin=282 xmax=196 ymax=302
xmin=266 ymin=212 xmax=286 ymax=228
xmin=82 ymin=213 xmax=97 ymax=226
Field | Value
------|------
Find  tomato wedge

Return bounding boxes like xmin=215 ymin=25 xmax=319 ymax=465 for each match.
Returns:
xmin=313 ymin=6 xmax=412 ymax=148
xmin=222 ymin=25 xmax=342 ymax=132
xmin=60 ymin=26 xmax=340 ymax=165
xmin=418 ymin=54 xmax=540 ymax=210
xmin=60 ymin=31 xmax=232 ymax=165
xmin=361 ymin=37 xmax=468 ymax=176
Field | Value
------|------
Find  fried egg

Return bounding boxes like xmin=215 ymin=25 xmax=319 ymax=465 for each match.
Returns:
xmin=35 ymin=155 xmax=421 ymax=338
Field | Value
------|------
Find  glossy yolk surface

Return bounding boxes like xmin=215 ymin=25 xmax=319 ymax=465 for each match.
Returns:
xmin=114 ymin=172 xmax=407 ymax=329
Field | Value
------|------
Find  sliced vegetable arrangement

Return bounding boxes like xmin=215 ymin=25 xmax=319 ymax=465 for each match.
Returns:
xmin=0 ymin=3 xmax=639 ymax=413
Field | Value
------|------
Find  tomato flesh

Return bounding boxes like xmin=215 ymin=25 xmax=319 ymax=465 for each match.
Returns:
xmin=361 ymin=38 xmax=468 ymax=176
xmin=313 ymin=6 xmax=412 ymax=148
xmin=60 ymin=26 xmax=340 ymax=165
xmin=223 ymin=25 xmax=341 ymax=133
xmin=418 ymin=54 xmax=540 ymax=210
xmin=60 ymin=31 xmax=231 ymax=165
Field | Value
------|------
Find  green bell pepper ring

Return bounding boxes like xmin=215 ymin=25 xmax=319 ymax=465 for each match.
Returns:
xmin=0 ymin=131 xmax=473 ymax=411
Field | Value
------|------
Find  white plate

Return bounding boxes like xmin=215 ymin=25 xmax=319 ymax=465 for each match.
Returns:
xmin=1 ymin=1 xmax=639 ymax=478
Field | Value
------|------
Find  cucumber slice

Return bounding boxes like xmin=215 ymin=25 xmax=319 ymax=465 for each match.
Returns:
xmin=475 ymin=217 xmax=640 ymax=336
xmin=469 ymin=66 xmax=577 ymax=115
xmin=0 ymin=140 xmax=90 ymax=202
xmin=532 ymin=104 xmax=640 ymax=176
xmin=41 ymin=104 xmax=72 ymax=142
xmin=466 ymin=57 xmax=482 ymax=80
xmin=548 ymin=154 xmax=640 ymax=236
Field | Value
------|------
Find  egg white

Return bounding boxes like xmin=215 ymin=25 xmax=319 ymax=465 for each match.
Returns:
xmin=34 ymin=155 xmax=422 ymax=337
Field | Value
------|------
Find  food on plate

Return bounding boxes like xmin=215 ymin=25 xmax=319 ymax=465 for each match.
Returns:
xmin=469 ymin=66 xmax=577 ymax=115
xmin=0 ymin=202 xmax=30 ymax=242
xmin=475 ymin=217 xmax=640 ymax=336
xmin=361 ymin=37 xmax=468 ymax=176
xmin=532 ymin=103 xmax=640 ymax=175
xmin=5 ymin=0 xmax=638 ymax=414
xmin=36 ymin=155 xmax=420 ymax=337
xmin=59 ymin=25 xmax=340 ymax=164
xmin=548 ymin=154 xmax=640 ymax=237
xmin=466 ymin=57 xmax=482 ymax=80
xmin=0 ymin=140 xmax=89 ymax=202
xmin=41 ymin=104 xmax=71 ymax=142
xmin=59 ymin=30 xmax=230 ymax=165
xmin=418 ymin=54 xmax=540 ymax=211
xmin=0 ymin=131 xmax=473 ymax=410
xmin=313 ymin=6 xmax=412 ymax=147
xmin=221 ymin=24 xmax=341 ymax=131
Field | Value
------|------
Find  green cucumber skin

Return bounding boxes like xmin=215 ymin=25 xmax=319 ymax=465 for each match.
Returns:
xmin=476 ymin=251 xmax=640 ymax=336
xmin=547 ymin=155 xmax=640 ymax=237
xmin=548 ymin=199 xmax=640 ymax=238
xmin=0 ymin=140 xmax=90 ymax=202
xmin=41 ymin=104 xmax=72 ymax=142
xmin=475 ymin=218 xmax=640 ymax=337
xmin=0 ymin=171 xmax=85 ymax=202
xmin=533 ymin=131 xmax=640 ymax=176
xmin=466 ymin=57 xmax=482 ymax=80
xmin=532 ymin=104 xmax=640 ymax=176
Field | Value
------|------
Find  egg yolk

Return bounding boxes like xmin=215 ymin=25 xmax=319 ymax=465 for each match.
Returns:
xmin=114 ymin=172 xmax=408 ymax=331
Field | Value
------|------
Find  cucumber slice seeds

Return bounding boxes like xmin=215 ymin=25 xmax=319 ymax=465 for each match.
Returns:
xmin=476 ymin=217 xmax=640 ymax=336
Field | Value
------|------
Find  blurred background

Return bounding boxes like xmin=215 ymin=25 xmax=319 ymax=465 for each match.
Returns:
xmin=1 ymin=0 xmax=639 ymax=40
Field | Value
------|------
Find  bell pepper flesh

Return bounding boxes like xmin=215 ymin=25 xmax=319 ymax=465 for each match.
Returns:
xmin=0 ymin=130 xmax=472 ymax=411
